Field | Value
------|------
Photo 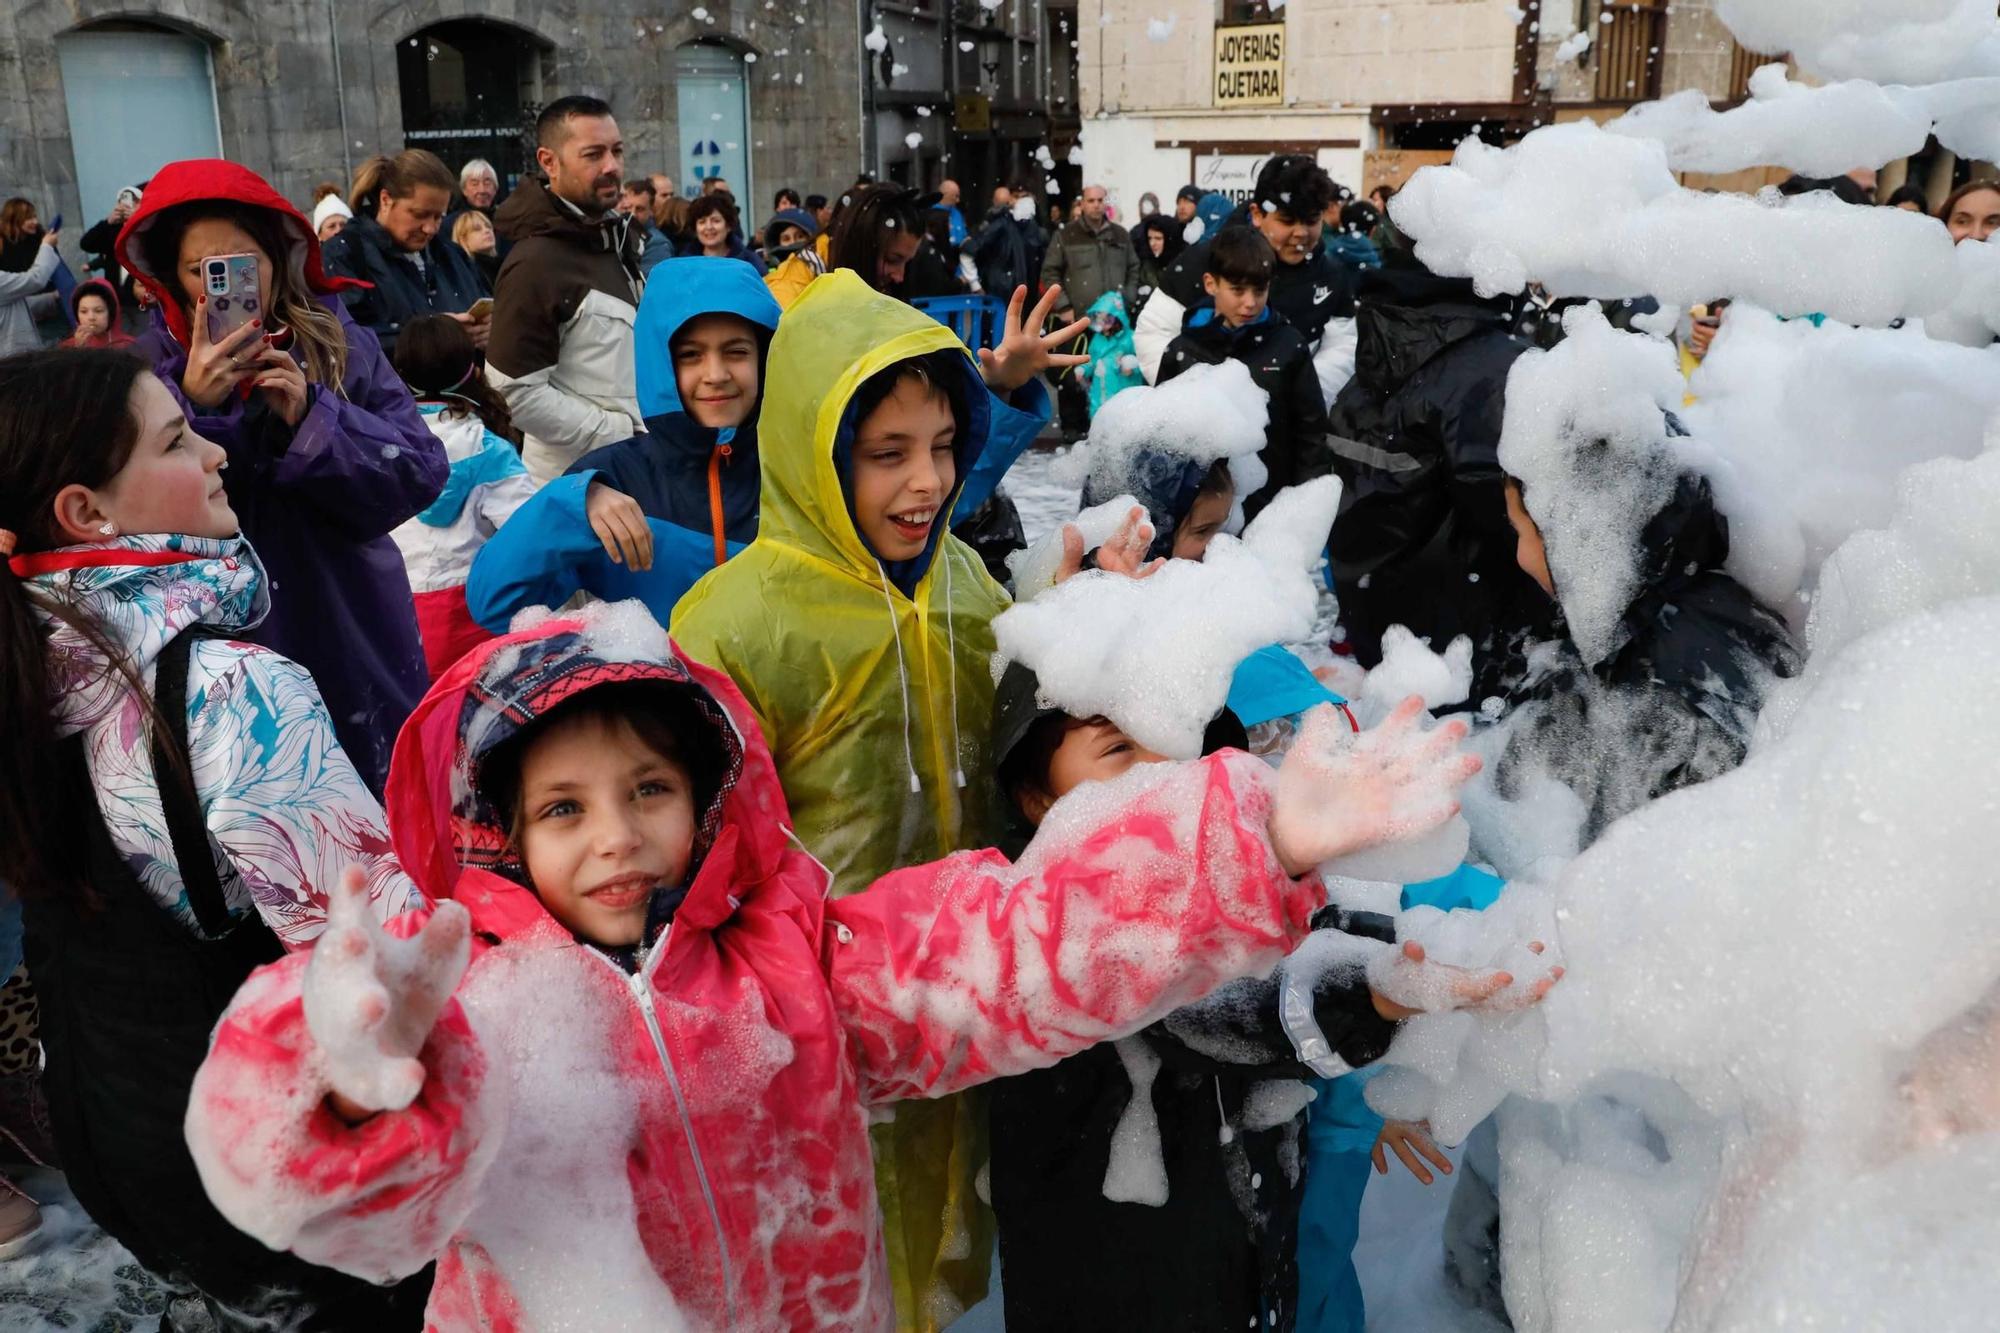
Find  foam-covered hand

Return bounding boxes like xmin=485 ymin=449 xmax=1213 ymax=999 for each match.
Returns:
xmin=1269 ymin=696 xmax=1481 ymax=876
xmin=1052 ymin=504 xmax=1161 ymax=584
xmin=1366 ymin=940 xmax=1562 ymax=1020
xmin=303 ymin=867 xmax=470 ymax=1117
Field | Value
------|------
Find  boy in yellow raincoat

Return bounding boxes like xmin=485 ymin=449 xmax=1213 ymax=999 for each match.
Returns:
xmin=672 ymin=271 xmax=1087 ymax=1330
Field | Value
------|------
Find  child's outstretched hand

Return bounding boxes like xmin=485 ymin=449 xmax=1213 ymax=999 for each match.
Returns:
xmin=1366 ymin=940 xmax=1563 ymax=1020
xmin=1269 ymin=696 xmax=1480 ymax=876
xmin=979 ymin=284 xmax=1090 ymax=393
xmin=1373 ymin=1120 xmax=1453 ymax=1185
xmin=1052 ymin=505 xmax=1163 ymax=584
xmin=303 ymin=868 xmax=471 ymax=1123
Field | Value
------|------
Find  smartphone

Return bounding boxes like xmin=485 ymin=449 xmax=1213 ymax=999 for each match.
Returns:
xmin=47 ymin=213 xmax=61 ymax=233
xmin=202 ymin=254 xmax=262 ymax=344
xmin=465 ymin=296 xmax=494 ymax=320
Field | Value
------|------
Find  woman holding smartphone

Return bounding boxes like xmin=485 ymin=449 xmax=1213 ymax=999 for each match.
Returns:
xmin=322 ymin=150 xmax=492 ymax=358
xmin=0 ymin=198 xmax=60 ymax=357
xmin=116 ymin=158 xmax=447 ymax=794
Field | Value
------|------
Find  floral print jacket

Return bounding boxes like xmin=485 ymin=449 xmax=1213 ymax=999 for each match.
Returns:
xmin=27 ymin=534 xmax=421 ymax=947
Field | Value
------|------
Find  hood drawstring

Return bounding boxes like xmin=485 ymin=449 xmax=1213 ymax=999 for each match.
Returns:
xmin=876 ymin=565 xmax=923 ymax=794
xmin=942 ymin=552 xmax=967 ymax=789
xmin=705 ymin=443 xmax=731 ymax=567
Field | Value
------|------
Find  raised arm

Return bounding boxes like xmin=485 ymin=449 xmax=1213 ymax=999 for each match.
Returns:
xmin=827 ymin=750 xmax=1326 ymax=1104
xmin=185 ymin=880 xmax=496 ymax=1284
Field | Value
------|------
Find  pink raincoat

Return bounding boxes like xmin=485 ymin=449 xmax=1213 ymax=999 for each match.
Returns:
xmin=185 ymin=614 xmax=1327 ymax=1330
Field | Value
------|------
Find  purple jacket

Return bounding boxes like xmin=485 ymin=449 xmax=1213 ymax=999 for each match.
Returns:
xmin=135 ymin=297 xmax=446 ymax=793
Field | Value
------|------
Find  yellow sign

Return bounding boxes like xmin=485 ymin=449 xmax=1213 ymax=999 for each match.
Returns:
xmin=1214 ymin=22 xmax=1284 ymax=107
xmin=954 ymin=93 xmax=991 ymax=133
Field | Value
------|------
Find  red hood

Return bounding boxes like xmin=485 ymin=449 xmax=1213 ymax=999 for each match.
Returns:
xmin=384 ymin=613 xmax=799 ymax=942
xmin=69 ymin=276 xmax=123 ymax=324
xmin=113 ymin=158 xmax=366 ymax=349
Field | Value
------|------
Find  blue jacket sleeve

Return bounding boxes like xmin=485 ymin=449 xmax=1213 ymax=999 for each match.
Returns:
xmin=467 ymin=473 xmax=745 ymax=633
xmin=467 ymin=473 xmax=611 ymax=633
xmin=958 ymin=377 xmax=1051 ymax=517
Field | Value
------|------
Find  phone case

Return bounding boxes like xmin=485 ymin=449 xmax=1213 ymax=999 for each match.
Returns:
xmin=203 ymin=254 xmax=263 ymax=344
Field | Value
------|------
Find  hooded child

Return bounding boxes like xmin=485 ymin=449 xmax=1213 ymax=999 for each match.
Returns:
xmin=666 ymin=269 xmax=1084 ymax=1329
xmin=1080 ymin=290 xmax=1145 ymax=416
xmin=387 ymin=313 xmax=537 ymax=677
xmin=181 ymin=606 xmax=1500 ymax=1331
xmin=115 ymin=158 xmax=448 ymax=793
xmin=467 ymin=256 xmax=781 ymax=632
xmin=60 ymin=277 xmax=135 ymax=349
xmin=0 ymin=348 xmax=426 ymax=1326
xmin=1498 ymin=462 xmax=1802 ymax=843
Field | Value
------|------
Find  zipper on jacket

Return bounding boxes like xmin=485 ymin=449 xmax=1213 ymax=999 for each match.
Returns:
xmin=706 ymin=444 xmax=730 ymax=568
xmin=597 ymin=938 xmax=738 ymax=1327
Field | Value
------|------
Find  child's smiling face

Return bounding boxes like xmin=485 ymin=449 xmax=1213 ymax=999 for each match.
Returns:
xmin=671 ymin=313 xmax=761 ymax=431
xmin=850 ymin=374 xmax=957 ymax=563
xmin=514 ymin=712 xmax=697 ymax=948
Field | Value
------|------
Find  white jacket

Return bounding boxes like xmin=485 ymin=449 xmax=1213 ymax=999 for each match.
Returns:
xmin=390 ymin=406 xmax=539 ymax=595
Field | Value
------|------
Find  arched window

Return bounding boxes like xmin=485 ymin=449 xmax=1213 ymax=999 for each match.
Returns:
xmin=398 ymin=19 xmax=552 ymax=191
xmin=57 ymin=21 xmax=221 ymax=221
xmin=676 ymin=42 xmax=753 ymax=204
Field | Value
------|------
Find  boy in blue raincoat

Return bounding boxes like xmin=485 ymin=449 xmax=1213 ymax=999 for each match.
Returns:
xmin=466 ymin=257 xmax=779 ymax=629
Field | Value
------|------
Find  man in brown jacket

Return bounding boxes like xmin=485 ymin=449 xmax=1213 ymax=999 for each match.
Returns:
xmin=487 ymin=94 xmax=648 ymax=482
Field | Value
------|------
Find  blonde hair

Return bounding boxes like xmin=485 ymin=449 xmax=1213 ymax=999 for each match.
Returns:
xmin=452 ymin=209 xmax=495 ymax=251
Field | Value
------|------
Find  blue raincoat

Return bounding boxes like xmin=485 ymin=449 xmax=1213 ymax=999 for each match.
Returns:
xmin=465 ymin=258 xmax=779 ymax=629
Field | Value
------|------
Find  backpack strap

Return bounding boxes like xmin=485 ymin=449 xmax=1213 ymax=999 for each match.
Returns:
xmin=150 ymin=633 xmax=233 ymax=937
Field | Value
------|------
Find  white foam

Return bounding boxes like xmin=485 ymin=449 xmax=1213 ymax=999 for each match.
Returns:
xmin=1498 ymin=306 xmax=1683 ymax=665
xmin=992 ymin=478 xmax=1341 ymax=758
xmin=1056 ymin=356 xmax=1272 ymax=532
xmin=1390 ymin=121 xmax=1958 ymax=328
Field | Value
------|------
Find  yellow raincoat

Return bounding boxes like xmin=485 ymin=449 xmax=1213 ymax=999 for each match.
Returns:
xmin=671 ymin=270 xmax=1012 ymax=1330
xmin=765 ymin=232 xmax=832 ymax=311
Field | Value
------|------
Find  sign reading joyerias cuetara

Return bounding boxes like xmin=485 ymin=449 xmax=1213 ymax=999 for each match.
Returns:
xmin=1213 ymin=21 xmax=1285 ymax=107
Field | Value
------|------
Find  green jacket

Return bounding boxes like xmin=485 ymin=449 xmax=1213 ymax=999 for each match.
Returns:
xmin=1040 ymin=215 xmax=1139 ymax=318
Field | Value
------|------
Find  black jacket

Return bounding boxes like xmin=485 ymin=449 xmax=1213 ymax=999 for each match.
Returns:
xmin=24 ymin=633 xmax=431 ymax=1325
xmin=1157 ymin=208 xmax=1356 ymax=345
xmin=986 ymin=660 xmax=1398 ymax=1333
xmin=891 ymin=237 xmax=965 ymax=301
xmin=1499 ymin=472 xmax=1802 ymax=842
xmin=322 ymin=213 xmax=490 ymax=357
xmin=1319 ymin=264 xmax=1555 ymax=699
xmin=80 ymin=215 xmax=137 ymax=308
xmin=1158 ymin=303 xmax=1329 ymax=521
xmin=967 ymin=206 xmax=1043 ymax=297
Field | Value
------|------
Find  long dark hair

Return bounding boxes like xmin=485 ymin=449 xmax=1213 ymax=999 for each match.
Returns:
xmin=829 ymin=186 xmax=927 ymax=294
xmin=392 ymin=314 xmax=521 ymax=448
xmin=0 ymin=349 xmax=176 ymax=899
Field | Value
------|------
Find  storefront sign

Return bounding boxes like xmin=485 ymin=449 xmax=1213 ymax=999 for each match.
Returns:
xmin=1213 ymin=22 xmax=1284 ymax=107
xmin=1192 ymin=153 xmax=1270 ymax=204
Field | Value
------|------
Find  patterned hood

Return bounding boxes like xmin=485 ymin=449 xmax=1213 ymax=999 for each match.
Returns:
xmin=20 ymin=534 xmax=267 ymax=738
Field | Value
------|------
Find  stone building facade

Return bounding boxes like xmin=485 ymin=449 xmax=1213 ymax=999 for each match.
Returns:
xmin=1 ymin=0 xmax=865 ymax=269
